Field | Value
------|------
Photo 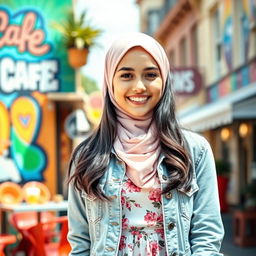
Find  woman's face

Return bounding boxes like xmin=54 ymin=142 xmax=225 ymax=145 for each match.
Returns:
xmin=113 ymin=47 xmax=163 ymax=118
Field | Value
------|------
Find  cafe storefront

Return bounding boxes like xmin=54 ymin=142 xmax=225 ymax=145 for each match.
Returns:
xmin=0 ymin=0 xmax=78 ymax=197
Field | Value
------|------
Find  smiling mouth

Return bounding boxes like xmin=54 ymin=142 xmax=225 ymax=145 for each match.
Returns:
xmin=127 ymin=96 xmax=149 ymax=104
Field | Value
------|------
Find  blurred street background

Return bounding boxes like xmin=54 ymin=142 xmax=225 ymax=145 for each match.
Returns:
xmin=0 ymin=0 xmax=256 ymax=255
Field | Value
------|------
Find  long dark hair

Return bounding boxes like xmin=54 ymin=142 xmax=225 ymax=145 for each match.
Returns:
xmin=68 ymin=74 xmax=192 ymax=200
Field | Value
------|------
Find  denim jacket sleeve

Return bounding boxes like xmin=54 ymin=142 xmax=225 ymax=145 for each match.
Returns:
xmin=190 ymin=138 xmax=224 ymax=256
xmin=67 ymin=161 xmax=90 ymax=255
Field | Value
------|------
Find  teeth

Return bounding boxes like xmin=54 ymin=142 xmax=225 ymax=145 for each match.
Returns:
xmin=128 ymin=97 xmax=148 ymax=102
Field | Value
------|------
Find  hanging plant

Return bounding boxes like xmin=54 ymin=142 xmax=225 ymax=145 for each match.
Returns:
xmin=52 ymin=9 xmax=102 ymax=68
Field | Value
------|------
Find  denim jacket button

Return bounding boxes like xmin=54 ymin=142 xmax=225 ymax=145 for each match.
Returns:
xmin=110 ymin=221 xmax=119 ymax=226
xmin=165 ymin=192 xmax=172 ymax=199
xmin=168 ymin=222 xmax=175 ymax=230
xmin=106 ymin=247 xmax=115 ymax=251
xmin=162 ymin=175 xmax=168 ymax=181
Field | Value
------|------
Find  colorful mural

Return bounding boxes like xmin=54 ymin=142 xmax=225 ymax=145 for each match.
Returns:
xmin=207 ymin=58 xmax=256 ymax=102
xmin=0 ymin=93 xmax=47 ymax=182
xmin=222 ymin=0 xmax=233 ymax=70
xmin=0 ymin=0 xmax=73 ymax=186
xmin=222 ymin=0 xmax=251 ymax=70
xmin=250 ymin=0 xmax=256 ymax=22
xmin=241 ymin=0 xmax=250 ymax=61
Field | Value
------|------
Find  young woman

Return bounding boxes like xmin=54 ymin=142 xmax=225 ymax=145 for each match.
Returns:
xmin=67 ymin=32 xmax=224 ymax=256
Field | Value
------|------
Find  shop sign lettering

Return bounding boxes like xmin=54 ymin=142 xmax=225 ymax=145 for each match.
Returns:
xmin=171 ymin=68 xmax=202 ymax=96
xmin=0 ymin=10 xmax=50 ymax=56
xmin=0 ymin=8 xmax=60 ymax=93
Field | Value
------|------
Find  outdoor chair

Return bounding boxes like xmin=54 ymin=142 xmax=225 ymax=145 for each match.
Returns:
xmin=0 ymin=234 xmax=16 ymax=256
xmin=9 ymin=211 xmax=59 ymax=255
xmin=26 ymin=215 xmax=71 ymax=256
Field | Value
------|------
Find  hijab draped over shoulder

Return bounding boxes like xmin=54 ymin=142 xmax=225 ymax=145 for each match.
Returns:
xmin=102 ymin=32 xmax=170 ymax=188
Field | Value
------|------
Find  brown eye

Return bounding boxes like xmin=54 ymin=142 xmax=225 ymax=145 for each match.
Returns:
xmin=145 ymin=72 xmax=158 ymax=80
xmin=120 ymin=73 xmax=133 ymax=79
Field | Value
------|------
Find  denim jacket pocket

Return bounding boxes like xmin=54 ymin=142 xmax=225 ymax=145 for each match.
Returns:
xmin=178 ymin=179 xmax=199 ymax=224
xmin=178 ymin=179 xmax=199 ymax=198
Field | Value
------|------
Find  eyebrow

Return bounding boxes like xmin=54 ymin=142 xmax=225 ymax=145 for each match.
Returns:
xmin=117 ymin=66 xmax=159 ymax=72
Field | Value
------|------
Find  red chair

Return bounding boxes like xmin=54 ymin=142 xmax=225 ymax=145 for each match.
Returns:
xmin=26 ymin=216 xmax=71 ymax=256
xmin=9 ymin=211 xmax=58 ymax=255
xmin=0 ymin=234 xmax=16 ymax=256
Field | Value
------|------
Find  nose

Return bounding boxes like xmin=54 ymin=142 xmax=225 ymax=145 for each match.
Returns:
xmin=132 ymin=79 xmax=146 ymax=93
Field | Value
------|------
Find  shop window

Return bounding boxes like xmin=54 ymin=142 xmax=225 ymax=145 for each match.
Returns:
xmin=212 ymin=7 xmax=222 ymax=78
xmin=179 ymin=37 xmax=187 ymax=66
xmin=164 ymin=0 xmax=178 ymax=14
xmin=169 ymin=49 xmax=175 ymax=67
xmin=249 ymin=0 xmax=256 ymax=56
xmin=191 ymin=24 xmax=198 ymax=66
xmin=234 ymin=0 xmax=249 ymax=64
xmin=147 ymin=9 xmax=161 ymax=35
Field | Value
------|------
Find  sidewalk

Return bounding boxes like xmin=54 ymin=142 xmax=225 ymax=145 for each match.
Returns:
xmin=220 ymin=212 xmax=256 ymax=256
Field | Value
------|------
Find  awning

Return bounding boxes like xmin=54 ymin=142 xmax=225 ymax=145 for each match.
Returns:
xmin=179 ymin=101 xmax=232 ymax=132
xmin=233 ymin=96 xmax=256 ymax=120
xmin=179 ymin=83 xmax=256 ymax=132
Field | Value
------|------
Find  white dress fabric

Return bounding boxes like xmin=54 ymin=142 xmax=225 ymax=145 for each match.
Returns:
xmin=118 ymin=175 xmax=167 ymax=256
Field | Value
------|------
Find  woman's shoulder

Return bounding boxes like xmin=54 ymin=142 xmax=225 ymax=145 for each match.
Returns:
xmin=181 ymin=129 xmax=211 ymax=152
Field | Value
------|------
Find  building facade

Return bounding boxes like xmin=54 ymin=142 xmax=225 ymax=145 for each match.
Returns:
xmin=137 ymin=0 xmax=256 ymax=206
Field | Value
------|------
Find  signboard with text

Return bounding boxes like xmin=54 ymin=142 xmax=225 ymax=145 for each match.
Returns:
xmin=0 ymin=1 xmax=74 ymax=93
xmin=0 ymin=0 xmax=73 ymax=189
xmin=171 ymin=67 xmax=202 ymax=96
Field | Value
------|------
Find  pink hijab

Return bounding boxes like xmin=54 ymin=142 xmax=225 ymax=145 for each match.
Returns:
xmin=103 ymin=32 xmax=170 ymax=188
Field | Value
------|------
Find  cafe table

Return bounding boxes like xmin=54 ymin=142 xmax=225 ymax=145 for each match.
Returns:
xmin=0 ymin=200 xmax=68 ymax=234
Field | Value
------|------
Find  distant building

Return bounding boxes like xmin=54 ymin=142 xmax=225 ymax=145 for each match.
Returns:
xmin=137 ymin=0 xmax=256 ymax=207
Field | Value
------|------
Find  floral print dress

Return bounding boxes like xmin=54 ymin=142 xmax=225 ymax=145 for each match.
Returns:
xmin=118 ymin=176 xmax=167 ymax=256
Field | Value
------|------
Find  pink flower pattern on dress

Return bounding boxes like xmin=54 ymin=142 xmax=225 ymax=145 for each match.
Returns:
xmin=124 ymin=179 xmax=142 ymax=192
xmin=144 ymin=211 xmax=158 ymax=226
xmin=121 ymin=188 xmax=142 ymax=211
xmin=148 ymin=241 xmax=160 ymax=256
xmin=119 ymin=177 xmax=166 ymax=255
xmin=122 ymin=216 xmax=129 ymax=229
xmin=148 ymin=188 xmax=162 ymax=209
xmin=148 ymin=188 xmax=161 ymax=202
xmin=119 ymin=235 xmax=127 ymax=250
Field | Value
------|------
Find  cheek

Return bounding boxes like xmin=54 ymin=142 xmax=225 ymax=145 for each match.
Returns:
xmin=151 ymin=80 xmax=163 ymax=96
xmin=113 ymin=84 xmax=126 ymax=102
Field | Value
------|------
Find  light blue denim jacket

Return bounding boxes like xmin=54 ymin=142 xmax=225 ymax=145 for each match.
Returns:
xmin=67 ymin=130 xmax=224 ymax=256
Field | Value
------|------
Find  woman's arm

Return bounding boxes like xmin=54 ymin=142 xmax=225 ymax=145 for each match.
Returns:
xmin=190 ymin=139 xmax=225 ymax=256
xmin=67 ymin=162 xmax=91 ymax=255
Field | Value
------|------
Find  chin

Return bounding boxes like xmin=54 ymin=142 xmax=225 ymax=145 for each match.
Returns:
xmin=128 ymin=111 xmax=149 ymax=118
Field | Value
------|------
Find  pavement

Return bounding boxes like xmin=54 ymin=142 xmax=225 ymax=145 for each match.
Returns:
xmin=221 ymin=212 xmax=256 ymax=256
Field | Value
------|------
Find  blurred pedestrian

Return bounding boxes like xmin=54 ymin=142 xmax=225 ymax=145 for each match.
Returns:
xmin=67 ymin=32 xmax=224 ymax=255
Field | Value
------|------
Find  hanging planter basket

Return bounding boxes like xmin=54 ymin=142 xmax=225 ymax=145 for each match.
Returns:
xmin=68 ymin=48 xmax=89 ymax=69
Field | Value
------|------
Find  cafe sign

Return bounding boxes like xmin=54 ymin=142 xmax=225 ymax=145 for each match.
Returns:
xmin=171 ymin=67 xmax=202 ymax=96
xmin=0 ymin=7 xmax=60 ymax=93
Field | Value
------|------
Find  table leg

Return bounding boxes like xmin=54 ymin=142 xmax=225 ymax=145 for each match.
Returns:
xmin=0 ymin=210 xmax=7 ymax=234
xmin=37 ymin=212 xmax=41 ymax=223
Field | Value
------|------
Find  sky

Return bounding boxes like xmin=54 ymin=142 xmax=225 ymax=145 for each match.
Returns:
xmin=75 ymin=0 xmax=140 ymax=88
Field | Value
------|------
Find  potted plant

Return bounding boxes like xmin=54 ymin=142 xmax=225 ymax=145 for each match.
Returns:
xmin=215 ymin=159 xmax=231 ymax=212
xmin=52 ymin=9 xmax=102 ymax=68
